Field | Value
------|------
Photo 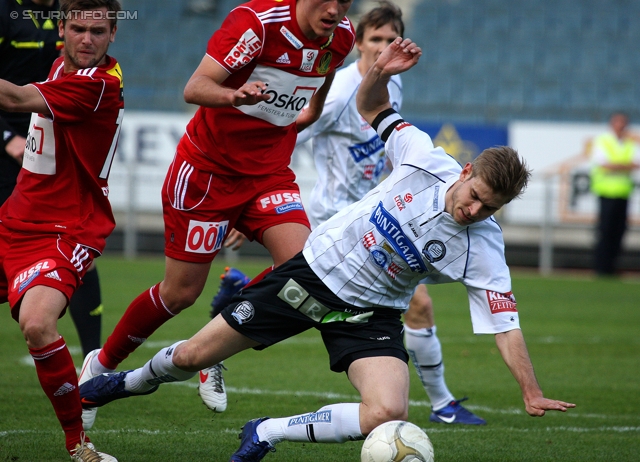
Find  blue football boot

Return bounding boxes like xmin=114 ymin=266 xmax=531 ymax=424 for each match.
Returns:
xmin=430 ymin=397 xmax=487 ymax=425
xmin=210 ymin=267 xmax=251 ymax=318
xmin=79 ymin=370 xmax=158 ymax=408
xmin=229 ymin=417 xmax=275 ymax=462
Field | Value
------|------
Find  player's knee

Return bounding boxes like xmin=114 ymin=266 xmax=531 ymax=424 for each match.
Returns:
xmin=170 ymin=341 xmax=202 ymax=372
xmin=161 ymin=287 xmax=201 ymax=314
xmin=19 ymin=318 xmax=53 ymax=348
xmin=362 ymin=401 xmax=409 ymax=434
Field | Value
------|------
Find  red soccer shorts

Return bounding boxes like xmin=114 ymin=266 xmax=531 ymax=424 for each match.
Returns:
xmin=162 ymin=148 xmax=310 ymax=264
xmin=0 ymin=222 xmax=96 ymax=321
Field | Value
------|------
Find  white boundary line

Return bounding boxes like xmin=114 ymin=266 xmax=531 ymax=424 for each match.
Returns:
xmin=167 ymin=382 xmax=640 ymax=422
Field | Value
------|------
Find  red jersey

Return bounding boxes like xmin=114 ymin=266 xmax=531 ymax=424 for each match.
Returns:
xmin=0 ymin=56 xmax=124 ymax=253
xmin=181 ymin=0 xmax=355 ymax=176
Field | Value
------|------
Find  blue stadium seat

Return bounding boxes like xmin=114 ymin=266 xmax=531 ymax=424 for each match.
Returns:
xmin=111 ymin=0 xmax=640 ymax=122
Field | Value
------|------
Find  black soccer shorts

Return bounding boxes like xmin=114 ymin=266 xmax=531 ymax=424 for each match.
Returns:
xmin=219 ymin=253 xmax=408 ymax=373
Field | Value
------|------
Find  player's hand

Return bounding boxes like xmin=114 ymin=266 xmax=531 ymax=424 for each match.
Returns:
xmin=5 ymin=135 xmax=25 ymax=165
xmin=224 ymin=228 xmax=246 ymax=250
xmin=524 ymin=396 xmax=576 ymax=417
xmin=375 ymin=37 xmax=422 ymax=77
xmin=231 ymin=81 xmax=270 ymax=107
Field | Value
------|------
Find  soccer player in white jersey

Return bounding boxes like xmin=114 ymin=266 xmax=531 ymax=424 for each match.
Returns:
xmin=80 ymin=37 xmax=575 ymax=462
xmin=298 ymin=1 xmax=485 ymax=425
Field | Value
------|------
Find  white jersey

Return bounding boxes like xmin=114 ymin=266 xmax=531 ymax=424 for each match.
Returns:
xmin=303 ymin=117 xmax=520 ymax=335
xmin=298 ymin=61 xmax=403 ymax=228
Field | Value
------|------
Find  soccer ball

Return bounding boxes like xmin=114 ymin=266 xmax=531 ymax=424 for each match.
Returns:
xmin=361 ymin=420 xmax=434 ymax=462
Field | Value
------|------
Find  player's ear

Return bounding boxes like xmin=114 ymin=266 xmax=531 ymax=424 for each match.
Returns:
xmin=459 ymin=163 xmax=473 ymax=182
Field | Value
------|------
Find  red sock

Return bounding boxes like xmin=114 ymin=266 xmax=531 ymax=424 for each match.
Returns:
xmin=244 ymin=266 xmax=273 ymax=288
xmin=30 ymin=337 xmax=87 ymax=452
xmin=99 ymin=283 xmax=174 ymax=369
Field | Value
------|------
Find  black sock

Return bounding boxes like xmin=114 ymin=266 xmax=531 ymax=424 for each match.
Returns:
xmin=69 ymin=266 xmax=103 ymax=357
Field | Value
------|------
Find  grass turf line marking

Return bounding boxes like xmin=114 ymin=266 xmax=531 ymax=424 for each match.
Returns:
xmin=168 ymin=382 xmax=638 ymax=421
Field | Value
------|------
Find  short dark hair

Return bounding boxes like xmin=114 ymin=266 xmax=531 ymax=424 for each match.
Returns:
xmin=471 ymin=146 xmax=531 ymax=202
xmin=356 ymin=1 xmax=404 ymax=43
xmin=60 ymin=0 xmax=122 ymax=28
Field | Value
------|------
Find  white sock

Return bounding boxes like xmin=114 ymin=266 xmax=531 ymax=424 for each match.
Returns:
xmin=257 ymin=403 xmax=362 ymax=445
xmin=90 ymin=352 xmax=113 ymax=375
xmin=124 ymin=341 xmax=196 ymax=392
xmin=404 ymin=325 xmax=455 ymax=410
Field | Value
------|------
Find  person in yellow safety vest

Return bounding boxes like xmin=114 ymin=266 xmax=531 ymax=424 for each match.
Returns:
xmin=590 ymin=112 xmax=640 ymax=275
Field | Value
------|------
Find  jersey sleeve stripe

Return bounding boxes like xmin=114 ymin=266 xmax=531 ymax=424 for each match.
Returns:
xmin=257 ymin=11 xmax=289 ymax=19
xmin=256 ymin=5 xmax=289 ymax=16
xmin=261 ymin=17 xmax=290 ymax=24
xmin=256 ymin=6 xmax=290 ymax=22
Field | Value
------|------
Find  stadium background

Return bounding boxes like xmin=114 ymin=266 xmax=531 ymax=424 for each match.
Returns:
xmin=105 ymin=0 xmax=640 ymax=272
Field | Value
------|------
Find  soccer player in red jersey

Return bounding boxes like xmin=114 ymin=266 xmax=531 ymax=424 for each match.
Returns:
xmin=79 ymin=0 xmax=356 ymax=428
xmin=1 ymin=0 xmax=107 ymax=364
xmin=0 ymin=0 xmax=123 ymax=460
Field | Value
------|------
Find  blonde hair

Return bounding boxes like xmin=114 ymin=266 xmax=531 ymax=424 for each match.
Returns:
xmin=471 ymin=146 xmax=531 ymax=202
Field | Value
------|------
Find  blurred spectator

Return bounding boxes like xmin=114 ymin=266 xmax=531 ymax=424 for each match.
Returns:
xmin=590 ymin=112 xmax=640 ymax=276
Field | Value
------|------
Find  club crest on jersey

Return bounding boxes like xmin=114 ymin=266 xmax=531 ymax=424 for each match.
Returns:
xmin=224 ymin=28 xmax=262 ymax=70
xmin=486 ymin=290 xmax=518 ymax=314
xmin=258 ymin=190 xmax=303 ymax=214
xmin=300 ymin=49 xmax=318 ymax=72
xmin=422 ymin=240 xmax=446 ymax=263
xmin=288 ymin=410 xmax=332 ymax=426
xmin=231 ymin=301 xmax=255 ymax=325
xmin=315 ymin=51 xmax=332 ymax=75
xmin=394 ymin=192 xmax=413 ymax=211
xmin=348 ymin=135 xmax=383 ymax=163
xmin=369 ymin=203 xmax=428 ymax=273
xmin=185 ymin=220 xmax=228 ymax=254
xmin=280 ymin=25 xmax=303 ymax=49
xmin=12 ymin=259 xmax=57 ymax=293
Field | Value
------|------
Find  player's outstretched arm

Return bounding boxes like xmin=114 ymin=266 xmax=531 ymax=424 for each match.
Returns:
xmin=0 ymin=80 xmax=49 ymax=116
xmin=356 ymin=37 xmax=421 ymax=125
xmin=495 ymin=329 xmax=576 ymax=416
xmin=184 ymin=55 xmax=270 ymax=108
xmin=296 ymin=71 xmax=336 ymax=132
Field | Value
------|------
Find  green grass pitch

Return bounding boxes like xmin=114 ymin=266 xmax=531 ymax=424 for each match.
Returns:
xmin=1 ymin=256 xmax=639 ymax=461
